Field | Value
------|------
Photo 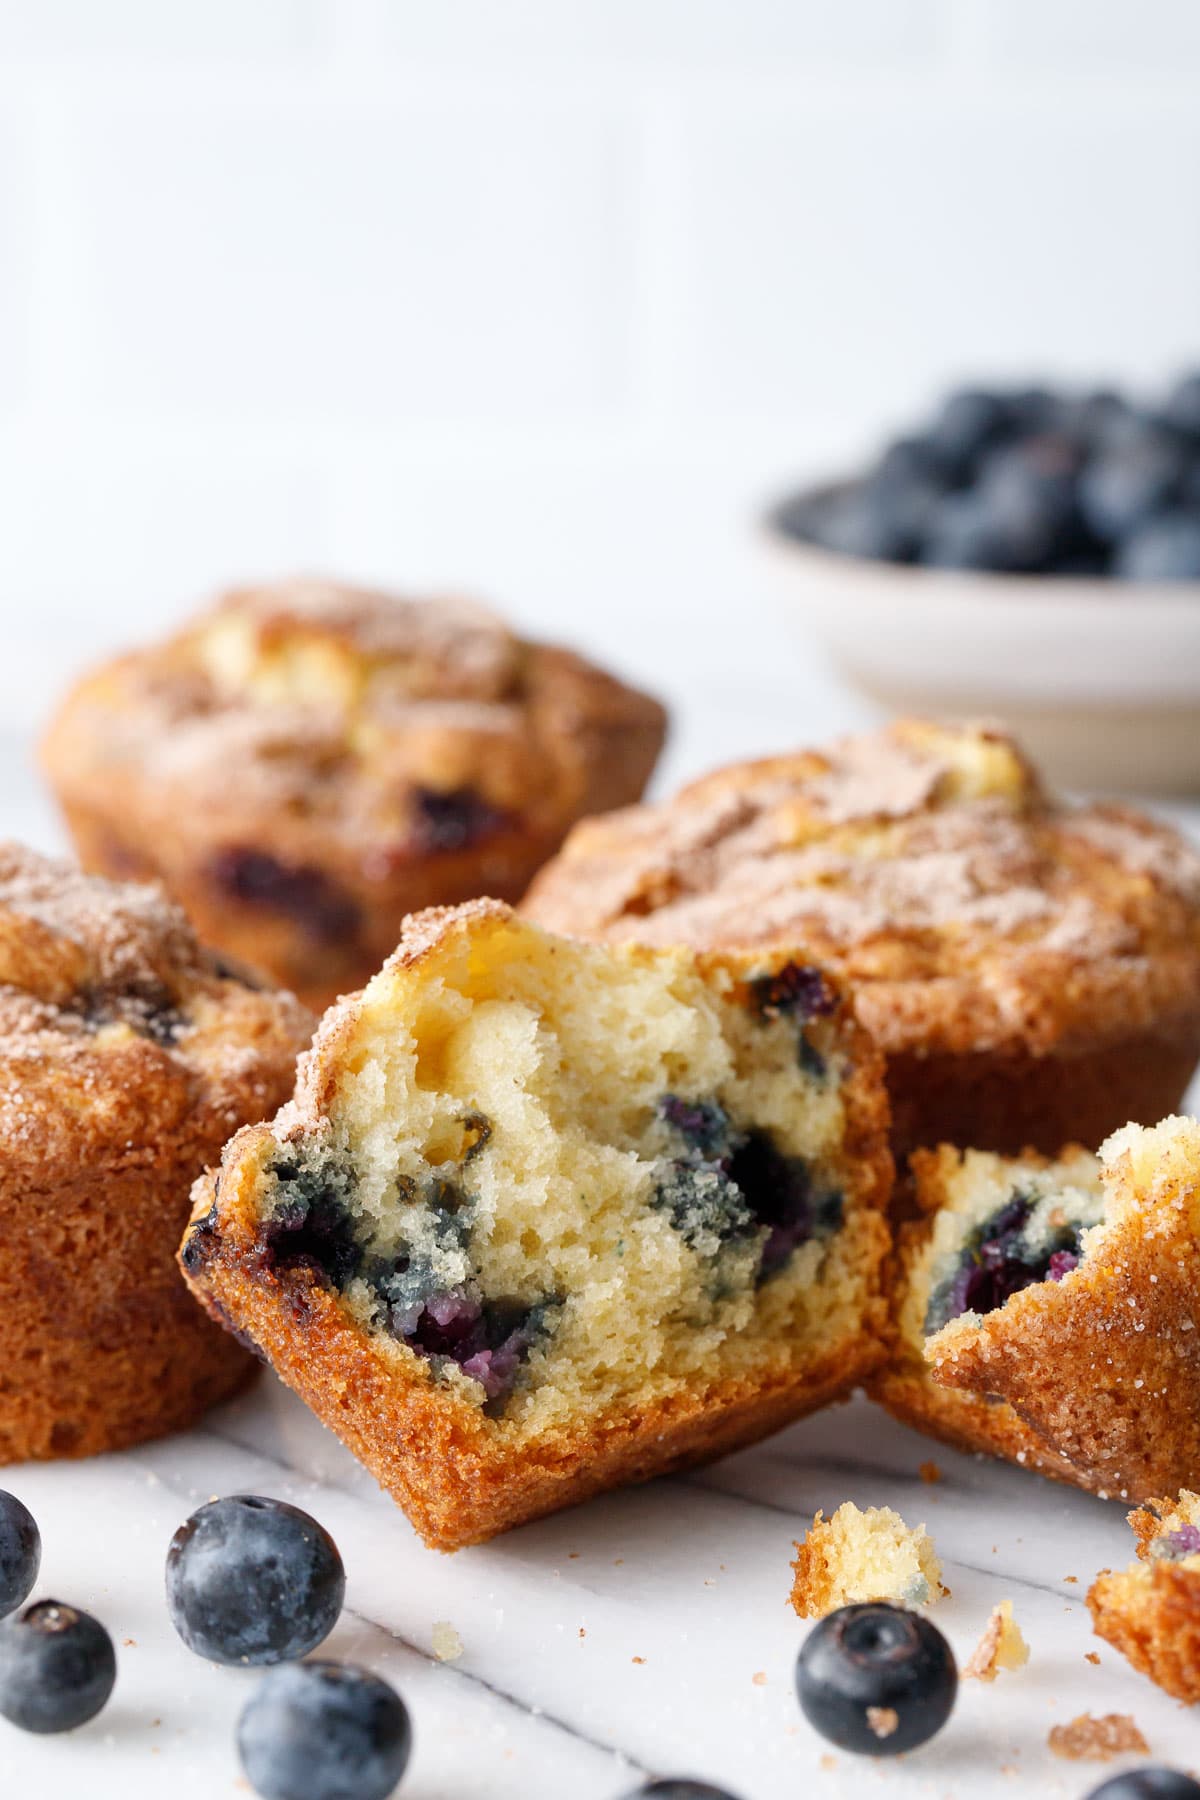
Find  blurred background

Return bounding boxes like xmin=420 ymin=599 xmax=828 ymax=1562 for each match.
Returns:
xmin=4 ymin=0 xmax=1200 ymax=826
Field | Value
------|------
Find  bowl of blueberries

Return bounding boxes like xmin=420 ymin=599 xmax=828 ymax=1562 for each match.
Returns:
xmin=766 ymin=372 xmax=1200 ymax=794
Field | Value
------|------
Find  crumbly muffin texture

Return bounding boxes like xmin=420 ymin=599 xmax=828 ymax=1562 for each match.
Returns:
xmin=525 ymin=718 xmax=1200 ymax=1157
xmin=43 ymin=579 xmax=667 ymax=1008
xmin=929 ymin=1116 xmax=1200 ymax=1503
xmin=182 ymin=903 xmax=892 ymax=1549
xmin=789 ymin=1503 xmax=945 ymax=1618
xmin=1088 ymin=1490 xmax=1200 ymax=1702
xmin=871 ymin=1142 xmax=1104 ymax=1483
xmin=0 ymin=842 xmax=312 ymax=1462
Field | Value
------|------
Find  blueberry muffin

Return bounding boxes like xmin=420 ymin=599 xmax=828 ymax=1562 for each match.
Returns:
xmin=524 ymin=719 xmax=1200 ymax=1160
xmin=789 ymin=1503 xmax=945 ymax=1618
xmin=1088 ymin=1490 xmax=1200 ymax=1701
xmin=871 ymin=1141 xmax=1104 ymax=1485
xmin=180 ymin=902 xmax=892 ymax=1550
xmin=0 ymin=842 xmax=312 ymax=1461
xmin=42 ymin=580 xmax=667 ymax=1010
xmin=926 ymin=1117 xmax=1200 ymax=1502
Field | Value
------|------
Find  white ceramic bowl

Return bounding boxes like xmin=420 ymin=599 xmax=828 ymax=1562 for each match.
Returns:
xmin=763 ymin=486 xmax=1200 ymax=795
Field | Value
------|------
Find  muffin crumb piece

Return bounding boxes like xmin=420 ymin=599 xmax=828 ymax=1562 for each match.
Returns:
xmin=1048 ymin=1713 xmax=1148 ymax=1761
xmin=964 ymin=1601 xmax=1028 ymax=1682
xmin=431 ymin=1621 xmax=463 ymax=1663
xmin=867 ymin=1706 xmax=899 ymax=1739
xmin=1085 ymin=1652 xmax=1101 ymax=1665
xmin=918 ymin=1460 xmax=943 ymax=1484
xmin=790 ymin=1503 xmax=945 ymax=1618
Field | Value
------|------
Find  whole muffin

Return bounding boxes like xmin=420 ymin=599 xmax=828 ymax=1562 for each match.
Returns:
xmin=42 ymin=580 xmax=667 ymax=1009
xmin=0 ymin=842 xmax=312 ymax=1461
xmin=525 ymin=718 xmax=1200 ymax=1159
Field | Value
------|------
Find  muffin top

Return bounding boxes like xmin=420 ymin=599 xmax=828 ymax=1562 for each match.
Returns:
xmin=0 ymin=842 xmax=312 ymax=1169
xmin=43 ymin=580 xmax=667 ymax=854
xmin=524 ymin=719 xmax=1200 ymax=1059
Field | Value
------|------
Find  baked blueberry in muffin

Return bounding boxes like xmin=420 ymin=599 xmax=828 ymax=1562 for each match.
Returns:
xmin=921 ymin=1117 xmax=1200 ymax=1502
xmin=42 ymin=579 xmax=667 ymax=1009
xmin=1088 ymin=1489 xmax=1200 ymax=1701
xmin=524 ymin=719 xmax=1200 ymax=1160
xmin=871 ymin=1142 xmax=1104 ymax=1485
xmin=180 ymin=903 xmax=892 ymax=1550
xmin=0 ymin=842 xmax=311 ymax=1461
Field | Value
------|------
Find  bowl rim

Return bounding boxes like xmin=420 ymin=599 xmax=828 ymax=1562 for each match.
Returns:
xmin=763 ymin=477 xmax=1200 ymax=606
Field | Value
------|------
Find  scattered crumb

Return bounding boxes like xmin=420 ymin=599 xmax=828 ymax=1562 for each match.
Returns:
xmin=964 ymin=1601 xmax=1029 ymax=1682
xmin=568 ymin=1552 xmax=580 ymax=1560
xmin=999 ymin=1765 xmax=1020 ymax=1778
xmin=791 ymin=1503 xmax=945 ymax=1618
xmin=632 ymin=1656 xmax=646 ymax=1666
xmin=431 ymin=1621 xmax=463 ymax=1663
xmin=1048 ymin=1714 xmax=1149 ymax=1761
xmin=919 ymin=1461 xmax=943 ymax=1484
xmin=867 ymin=1706 xmax=899 ymax=1740
xmin=819 ymin=1754 xmax=837 ymax=1772
xmin=1063 ymin=1575 xmax=1078 ymax=1584
xmin=122 ymin=1638 xmax=137 ymax=1648
xmin=578 ymin=1628 xmax=586 ymax=1639
xmin=1085 ymin=1651 xmax=1101 ymax=1665
xmin=614 ymin=1558 xmax=624 ymax=1567
xmin=752 ymin=1671 xmax=767 ymax=1687
xmin=703 ymin=1578 xmax=715 ymax=1587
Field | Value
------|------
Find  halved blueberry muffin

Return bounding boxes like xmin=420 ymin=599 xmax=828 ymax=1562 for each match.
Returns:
xmin=524 ymin=719 xmax=1200 ymax=1160
xmin=921 ymin=1117 xmax=1200 ymax=1502
xmin=0 ymin=842 xmax=312 ymax=1461
xmin=1089 ymin=1489 xmax=1200 ymax=1701
xmin=42 ymin=579 xmax=667 ymax=1009
xmin=871 ymin=1141 xmax=1104 ymax=1484
xmin=180 ymin=903 xmax=892 ymax=1550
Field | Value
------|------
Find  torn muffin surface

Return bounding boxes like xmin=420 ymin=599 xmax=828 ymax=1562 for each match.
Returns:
xmin=182 ymin=902 xmax=892 ymax=1548
xmin=870 ymin=1142 xmax=1103 ymax=1485
xmin=1088 ymin=1489 xmax=1200 ymax=1703
xmin=926 ymin=1116 xmax=1200 ymax=1503
xmin=790 ymin=1503 xmax=945 ymax=1618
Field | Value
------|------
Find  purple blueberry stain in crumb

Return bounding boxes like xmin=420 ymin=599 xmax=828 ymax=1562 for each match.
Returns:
xmin=750 ymin=962 xmax=837 ymax=1024
xmin=656 ymin=1095 xmax=736 ymax=1159
xmin=1157 ymin=1524 xmax=1200 ymax=1560
xmin=654 ymin=1096 xmax=842 ymax=1278
xmin=412 ymin=786 xmax=507 ymax=855
xmin=209 ymin=848 xmax=362 ymax=945
xmin=260 ymin=1160 xmax=364 ymax=1290
xmin=924 ymin=1190 xmax=1088 ymax=1334
xmin=383 ymin=1287 xmax=556 ymax=1410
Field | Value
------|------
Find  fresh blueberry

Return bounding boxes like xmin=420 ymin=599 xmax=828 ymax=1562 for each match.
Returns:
xmin=1079 ymin=439 xmax=1181 ymax=543
xmin=811 ymin=486 xmax=921 ymax=563
xmin=920 ymin=491 xmax=1014 ymax=570
xmin=621 ymin=1785 xmax=742 ymax=1799
xmin=209 ymin=848 xmax=362 ymax=945
xmin=1116 ymin=512 xmax=1200 ymax=581
xmin=1163 ymin=371 xmax=1200 ymax=440
xmin=972 ymin=438 xmax=1082 ymax=571
xmin=1086 ymin=1773 xmax=1200 ymax=1800
xmin=0 ymin=1600 xmax=116 ymax=1733
xmin=0 ymin=1494 xmax=40 ymax=1619
xmin=1004 ymin=384 xmax=1064 ymax=438
xmin=795 ymin=1602 xmax=957 ymax=1756
xmin=166 ymin=1495 xmax=345 ymax=1666
xmin=238 ymin=1661 xmax=412 ymax=1800
xmin=927 ymin=387 xmax=1010 ymax=473
xmin=412 ymin=786 xmax=505 ymax=854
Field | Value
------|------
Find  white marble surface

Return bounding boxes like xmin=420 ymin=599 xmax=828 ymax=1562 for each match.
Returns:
xmin=1 ymin=651 xmax=1199 ymax=1800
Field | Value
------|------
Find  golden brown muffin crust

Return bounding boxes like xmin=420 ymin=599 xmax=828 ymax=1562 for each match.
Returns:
xmin=525 ymin=719 xmax=1200 ymax=1157
xmin=42 ymin=580 xmax=668 ymax=1008
xmin=0 ymin=843 xmax=313 ymax=1461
